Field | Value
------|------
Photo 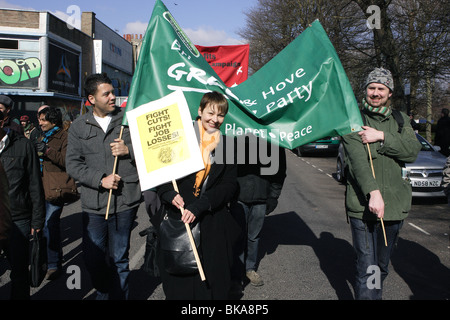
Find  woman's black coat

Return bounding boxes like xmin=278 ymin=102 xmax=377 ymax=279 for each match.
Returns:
xmin=156 ymin=133 xmax=240 ymax=299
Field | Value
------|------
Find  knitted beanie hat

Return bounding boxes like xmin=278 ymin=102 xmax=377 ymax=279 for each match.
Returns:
xmin=365 ymin=67 xmax=394 ymax=92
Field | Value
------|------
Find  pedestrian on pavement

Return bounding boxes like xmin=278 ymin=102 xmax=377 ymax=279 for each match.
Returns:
xmin=434 ymin=108 xmax=450 ymax=157
xmin=156 ymin=91 xmax=240 ymax=300
xmin=0 ymin=161 xmax=11 ymax=254
xmin=341 ymin=67 xmax=421 ymax=300
xmin=230 ymin=135 xmax=286 ymax=292
xmin=0 ymin=95 xmax=23 ymax=135
xmin=442 ymin=156 xmax=450 ymax=206
xmin=37 ymin=106 xmax=76 ymax=280
xmin=0 ymin=110 xmax=46 ymax=299
xmin=407 ymin=112 xmax=419 ymax=132
xmin=66 ymin=73 xmax=142 ymax=300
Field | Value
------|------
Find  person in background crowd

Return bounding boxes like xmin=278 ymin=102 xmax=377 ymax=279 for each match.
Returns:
xmin=66 ymin=73 xmax=142 ymax=300
xmin=20 ymin=115 xmax=40 ymax=146
xmin=230 ymin=136 xmax=286 ymax=294
xmin=442 ymin=156 xmax=450 ymax=206
xmin=341 ymin=67 xmax=421 ymax=300
xmin=0 ymin=162 xmax=11 ymax=254
xmin=0 ymin=110 xmax=45 ymax=299
xmin=37 ymin=106 xmax=72 ymax=280
xmin=434 ymin=108 xmax=450 ymax=157
xmin=408 ymin=112 xmax=419 ymax=132
xmin=0 ymin=95 xmax=23 ymax=135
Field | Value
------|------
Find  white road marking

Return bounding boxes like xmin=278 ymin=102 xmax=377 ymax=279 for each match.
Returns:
xmin=295 ymin=153 xmax=335 ymax=180
xmin=129 ymin=243 xmax=146 ymax=269
xmin=408 ymin=222 xmax=431 ymax=235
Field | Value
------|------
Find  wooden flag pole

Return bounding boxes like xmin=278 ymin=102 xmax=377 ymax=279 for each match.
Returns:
xmin=105 ymin=126 xmax=124 ymax=220
xmin=172 ymin=179 xmax=206 ymax=281
xmin=366 ymin=143 xmax=388 ymax=246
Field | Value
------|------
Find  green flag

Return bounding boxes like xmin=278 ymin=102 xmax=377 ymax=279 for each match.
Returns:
xmin=124 ymin=0 xmax=363 ymax=149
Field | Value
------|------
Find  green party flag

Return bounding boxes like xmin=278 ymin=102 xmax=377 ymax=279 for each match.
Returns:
xmin=123 ymin=0 xmax=363 ymax=149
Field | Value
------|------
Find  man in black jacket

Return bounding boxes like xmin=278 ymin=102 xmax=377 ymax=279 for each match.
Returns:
xmin=230 ymin=135 xmax=286 ymax=292
xmin=0 ymin=162 xmax=11 ymax=253
xmin=434 ymin=108 xmax=450 ymax=157
xmin=0 ymin=111 xmax=45 ymax=299
xmin=0 ymin=95 xmax=23 ymax=135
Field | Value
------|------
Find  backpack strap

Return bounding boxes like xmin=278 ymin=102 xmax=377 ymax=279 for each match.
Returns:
xmin=359 ymin=109 xmax=367 ymax=126
xmin=391 ymin=109 xmax=404 ymax=133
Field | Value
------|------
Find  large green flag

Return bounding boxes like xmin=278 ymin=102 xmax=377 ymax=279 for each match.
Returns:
xmin=124 ymin=0 xmax=363 ymax=149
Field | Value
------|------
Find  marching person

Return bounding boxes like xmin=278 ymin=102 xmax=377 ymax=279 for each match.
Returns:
xmin=0 ymin=110 xmax=45 ymax=299
xmin=230 ymin=136 xmax=286 ymax=292
xmin=156 ymin=91 xmax=240 ymax=299
xmin=66 ymin=73 xmax=142 ymax=300
xmin=341 ymin=67 xmax=421 ymax=300
xmin=37 ymin=106 xmax=76 ymax=280
xmin=0 ymin=162 xmax=11 ymax=254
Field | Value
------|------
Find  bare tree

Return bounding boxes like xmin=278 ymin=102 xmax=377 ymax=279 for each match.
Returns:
xmin=238 ymin=0 xmax=350 ymax=74
xmin=239 ymin=0 xmax=449 ymax=127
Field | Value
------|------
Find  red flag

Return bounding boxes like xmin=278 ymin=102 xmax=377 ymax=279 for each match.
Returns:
xmin=195 ymin=44 xmax=249 ymax=87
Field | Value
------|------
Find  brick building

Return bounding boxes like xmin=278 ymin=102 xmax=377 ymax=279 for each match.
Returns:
xmin=0 ymin=8 xmax=132 ymax=123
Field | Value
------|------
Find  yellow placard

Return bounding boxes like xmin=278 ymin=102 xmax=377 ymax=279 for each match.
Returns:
xmin=136 ymin=102 xmax=190 ymax=173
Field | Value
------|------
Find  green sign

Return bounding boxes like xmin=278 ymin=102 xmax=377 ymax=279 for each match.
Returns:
xmin=124 ymin=0 xmax=362 ymax=149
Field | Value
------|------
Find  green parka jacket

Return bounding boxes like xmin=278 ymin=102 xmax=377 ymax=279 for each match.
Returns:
xmin=342 ymin=109 xmax=421 ymax=221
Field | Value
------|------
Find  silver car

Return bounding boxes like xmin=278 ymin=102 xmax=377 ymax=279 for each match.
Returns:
xmin=336 ymin=133 xmax=447 ymax=197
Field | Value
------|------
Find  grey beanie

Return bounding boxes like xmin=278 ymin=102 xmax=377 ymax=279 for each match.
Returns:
xmin=365 ymin=67 xmax=394 ymax=92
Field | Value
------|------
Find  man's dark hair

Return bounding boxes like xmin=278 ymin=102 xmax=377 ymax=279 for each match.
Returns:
xmin=442 ymin=108 xmax=449 ymax=117
xmin=0 ymin=110 xmax=4 ymax=121
xmin=38 ymin=106 xmax=63 ymax=128
xmin=84 ymin=73 xmax=112 ymax=99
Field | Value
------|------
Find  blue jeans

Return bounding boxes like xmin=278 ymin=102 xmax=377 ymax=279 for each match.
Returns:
xmin=231 ymin=201 xmax=266 ymax=273
xmin=350 ymin=217 xmax=403 ymax=300
xmin=82 ymin=208 xmax=137 ymax=300
xmin=43 ymin=201 xmax=63 ymax=270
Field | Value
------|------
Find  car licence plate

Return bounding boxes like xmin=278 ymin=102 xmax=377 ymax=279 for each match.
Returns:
xmin=315 ymin=145 xmax=328 ymax=149
xmin=411 ymin=180 xmax=440 ymax=187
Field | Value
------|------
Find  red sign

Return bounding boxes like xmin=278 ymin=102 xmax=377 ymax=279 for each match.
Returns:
xmin=195 ymin=44 xmax=249 ymax=87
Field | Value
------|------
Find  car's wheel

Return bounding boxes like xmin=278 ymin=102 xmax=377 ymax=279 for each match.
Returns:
xmin=336 ymin=157 xmax=345 ymax=183
xmin=297 ymin=148 xmax=308 ymax=157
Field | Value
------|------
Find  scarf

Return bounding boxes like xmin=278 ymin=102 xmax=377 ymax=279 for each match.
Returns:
xmin=362 ymin=98 xmax=392 ymax=117
xmin=40 ymin=126 xmax=60 ymax=172
xmin=193 ymin=119 xmax=220 ymax=197
xmin=42 ymin=126 xmax=60 ymax=143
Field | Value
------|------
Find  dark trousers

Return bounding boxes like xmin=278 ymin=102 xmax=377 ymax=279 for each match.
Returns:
xmin=350 ymin=218 xmax=403 ymax=300
xmin=6 ymin=218 xmax=31 ymax=300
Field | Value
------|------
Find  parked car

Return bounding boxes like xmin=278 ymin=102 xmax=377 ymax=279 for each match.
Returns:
xmin=295 ymin=136 xmax=340 ymax=156
xmin=336 ymin=133 xmax=447 ymax=197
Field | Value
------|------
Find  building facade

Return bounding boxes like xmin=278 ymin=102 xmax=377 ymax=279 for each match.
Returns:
xmin=0 ymin=9 xmax=133 ymax=123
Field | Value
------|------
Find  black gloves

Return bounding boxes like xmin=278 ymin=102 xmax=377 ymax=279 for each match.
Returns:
xmin=35 ymin=141 xmax=48 ymax=156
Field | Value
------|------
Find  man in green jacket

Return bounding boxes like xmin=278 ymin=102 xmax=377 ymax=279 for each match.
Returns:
xmin=342 ymin=67 xmax=421 ymax=300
